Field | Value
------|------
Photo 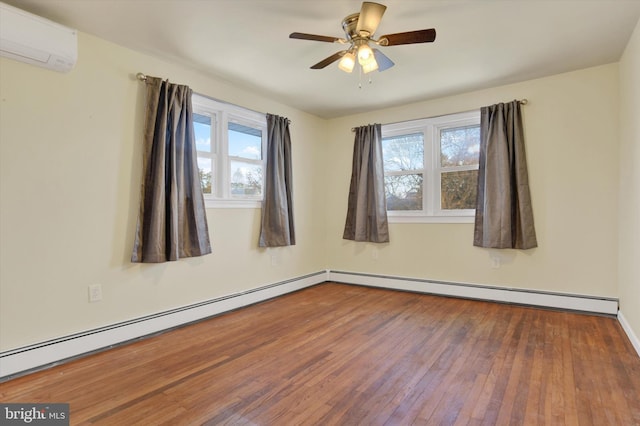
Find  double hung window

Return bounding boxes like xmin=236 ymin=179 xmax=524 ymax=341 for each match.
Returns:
xmin=381 ymin=111 xmax=480 ymax=223
xmin=192 ymin=94 xmax=266 ymax=208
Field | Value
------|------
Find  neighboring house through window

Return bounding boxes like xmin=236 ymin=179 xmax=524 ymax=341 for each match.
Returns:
xmin=192 ymin=94 xmax=267 ymax=208
xmin=381 ymin=110 xmax=480 ymax=223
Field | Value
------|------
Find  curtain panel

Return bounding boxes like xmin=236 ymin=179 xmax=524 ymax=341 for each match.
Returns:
xmin=474 ymin=100 xmax=537 ymax=249
xmin=259 ymin=114 xmax=296 ymax=247
xmin=131 ymin=77 xmax=212 ymax=263
xmin=343 ymin=123 xmax=389 ymax=243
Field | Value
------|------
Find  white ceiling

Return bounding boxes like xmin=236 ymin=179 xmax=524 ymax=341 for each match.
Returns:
xmin=5 ymin=0 xmax=640 ymax=118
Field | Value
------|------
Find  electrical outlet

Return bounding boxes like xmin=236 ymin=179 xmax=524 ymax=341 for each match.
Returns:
xmin=88 ymin=284 xmax=102 ymax=302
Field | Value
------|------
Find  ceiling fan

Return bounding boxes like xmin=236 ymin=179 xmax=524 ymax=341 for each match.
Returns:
xmin=289 ymin=1 xmax=436 ymax=74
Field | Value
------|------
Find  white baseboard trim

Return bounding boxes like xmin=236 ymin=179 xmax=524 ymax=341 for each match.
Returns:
xmin=328 ymin=270 xmax=619 ymax=316
xmin=1 ymin=270 xmax=627 ymax=380
xmin=618 ymin=311 xmax=640 ymax=357
xmin=0 ymin=271 xmax=328 ymax=381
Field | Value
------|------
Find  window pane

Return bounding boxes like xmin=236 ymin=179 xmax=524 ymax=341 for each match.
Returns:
xmin=441 ymin=170 xmax=478 ymax=210
xmin=440 ymin=125 xmax=480 ymax=167
xmin=385 ymin=174 xmax=423 ymax=211
xmin=194 ymin=113 xmax=212 ymax=153
xmin=382 ymin=133 xmax=424 ymax=172
xmin=229 ymin=122 xmax=261 ymax=160
xmin=230 ymin=160 xmax=262 ymax=196
xmin=197 ymin=157 xmax=212 ymax=194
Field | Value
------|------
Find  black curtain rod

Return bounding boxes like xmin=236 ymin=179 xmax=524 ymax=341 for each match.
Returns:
xmin=350 ymin=99 xmax=529 ymax=131
xmin=136 ymin=72 xmax=291 ymax=125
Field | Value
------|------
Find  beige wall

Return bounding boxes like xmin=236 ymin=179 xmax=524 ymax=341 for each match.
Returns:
xmin=325 ymin=64 xmax=620 ymax=298
xmin=1 ymin=27 xmax=636 ymax=353
xmin=619 ymin=19 xmax=640 ymax=340
xmin=0 ymin=32 xmax=328 ymax=351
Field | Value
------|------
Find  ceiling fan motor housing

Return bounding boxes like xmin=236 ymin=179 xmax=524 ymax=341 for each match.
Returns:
xmin=342 ymin=13 xmax=360 ymax=41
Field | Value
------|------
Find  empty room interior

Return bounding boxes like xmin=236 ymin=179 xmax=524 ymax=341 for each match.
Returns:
xmin=1 ymin=0 xmax=639 ymax=424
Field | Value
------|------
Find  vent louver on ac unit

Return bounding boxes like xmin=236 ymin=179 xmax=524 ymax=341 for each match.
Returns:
xmin=0 ymin=2 xmax=77 ymax=73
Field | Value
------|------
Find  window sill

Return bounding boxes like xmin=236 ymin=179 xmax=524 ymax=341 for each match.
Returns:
xmin=204 ymin=198 xmax=262 ymax=209
xmin=388 ymin=215 xmax=475 ymax=224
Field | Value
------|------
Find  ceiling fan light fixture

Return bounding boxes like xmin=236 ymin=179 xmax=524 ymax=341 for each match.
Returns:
xmin=357 ymin=44 xmax=374 ymax=63
xmin=357 ymin=43 xmax=378 ymax=73
xmin=355 ymin=2 xmax=387 ymax=36
xmin=361 ymin=58 xmax=379 ymax=74
xmin=289 ymin=1 xmax=436 ymax=76
xmin=338 ymin=51 xmax=356 ymax=73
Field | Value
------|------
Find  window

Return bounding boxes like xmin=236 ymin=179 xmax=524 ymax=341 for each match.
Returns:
xmin=381 ymin=111 xmax=480 ymax=223
xmin=192 ymin=94 xmax=267 ymax=208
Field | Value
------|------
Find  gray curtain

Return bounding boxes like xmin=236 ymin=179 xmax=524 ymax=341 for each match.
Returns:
xmin=343 ymin=124 xmax=389 ymax=243
xmin=474 ymin=100 xmax=537 ymax=249
xmin=259 ymin=114 xmax=295 ymax=247
xmin=131 ymin=77 xmax=212 ymax=263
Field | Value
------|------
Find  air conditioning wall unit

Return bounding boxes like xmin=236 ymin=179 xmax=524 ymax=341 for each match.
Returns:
xmin=0 ymin=2 xmax=77 ymax=73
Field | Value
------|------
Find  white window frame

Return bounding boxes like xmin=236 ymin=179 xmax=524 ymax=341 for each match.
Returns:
xmin=192 ymin=93 xmax=267 ymax=209
xmin=382 ymin=110 xmax=480 ymax=224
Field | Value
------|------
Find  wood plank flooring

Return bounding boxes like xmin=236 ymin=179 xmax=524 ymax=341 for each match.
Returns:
xmin=1 ymin=282 xmax=639 ymax=425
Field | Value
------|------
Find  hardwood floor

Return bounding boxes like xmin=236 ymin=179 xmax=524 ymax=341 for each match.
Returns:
xmin=1 ymin=282 xmax=639 ymax=425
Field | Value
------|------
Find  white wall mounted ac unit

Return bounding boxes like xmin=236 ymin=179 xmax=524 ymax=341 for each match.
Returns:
xmin=0 ymin=2 xmax=77 ymax=73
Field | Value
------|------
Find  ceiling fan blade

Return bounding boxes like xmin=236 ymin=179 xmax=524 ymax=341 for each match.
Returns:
xmin=310 ymin=51 xmax=347 ymax=69
xmin=372 ymin=48 xmax=394 ymax=72
xmin=355 ymin=2 xmax=387 ymax=36
xmin=289 ymin=32 xmax=342 ymax=43
xmin=379 ymin=28 xmax=436 ymax=46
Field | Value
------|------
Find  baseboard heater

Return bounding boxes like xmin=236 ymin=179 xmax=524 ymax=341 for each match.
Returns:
xmin=0 ymin=270 xmax=625 ymax=380
xmin=0 ymin=271 xmax=328 ymax=381
xmin=328 ymin=270 xmax=619 ymax=316
xmin=329 ymin=270 xmax=638 ymax=356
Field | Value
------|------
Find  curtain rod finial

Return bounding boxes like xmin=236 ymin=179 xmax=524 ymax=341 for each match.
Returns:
xmin=136 ymin=72 xmax=147 ymax=82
